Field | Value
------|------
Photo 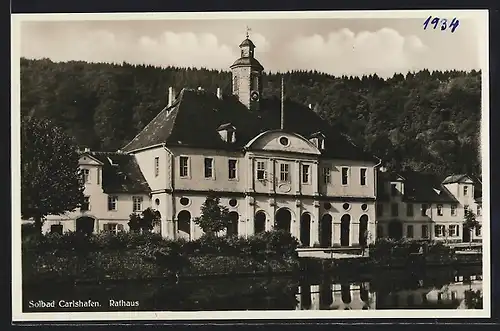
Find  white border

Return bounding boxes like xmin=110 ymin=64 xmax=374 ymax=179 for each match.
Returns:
xmin=11 ymin=9 xmax=490 ymax=322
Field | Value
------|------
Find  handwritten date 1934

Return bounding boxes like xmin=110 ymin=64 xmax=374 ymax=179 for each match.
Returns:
xmin=423 ymin=16 xmax=460 ymax=33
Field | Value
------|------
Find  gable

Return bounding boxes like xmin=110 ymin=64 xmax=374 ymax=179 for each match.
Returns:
xmin=79 ymin=153 xmax=104 ymax=166
xmin=245 ymin=130 xmax=321 ymax=155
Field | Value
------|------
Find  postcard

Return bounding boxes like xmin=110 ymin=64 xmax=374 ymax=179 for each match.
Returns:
xmin=11 ymin=9 xmax=490 ymax=322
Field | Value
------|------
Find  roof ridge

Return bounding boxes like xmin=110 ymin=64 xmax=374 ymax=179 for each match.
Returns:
xmin=121 ymin=93 xmax=184 ymax=151
xmin=164 ymin=88 xmax=188 ymax=143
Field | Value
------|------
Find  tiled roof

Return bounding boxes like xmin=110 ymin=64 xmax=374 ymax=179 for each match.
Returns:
xmin=239 ymin=38 xmax=256 ymax=48
xmin=400 ymin=171 xmax=459 ymax=203
xmin=378 ymin=170 xmax=458 ymax=203
xmin=230 ymin=57 xmax=264 ymax=70
xmin=122 ymin=88 xmax=377 ymax=162
xmin=442 ymin=174 xmax=470 ymax=184
xmin=88 ymin=151 xmax=151 ymax=194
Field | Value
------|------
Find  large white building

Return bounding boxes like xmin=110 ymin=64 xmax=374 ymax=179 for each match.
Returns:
xmin=41 ymin=35 xmax=380 ymax=248
xmin=39 ymin=35 xmax=482 ymax=246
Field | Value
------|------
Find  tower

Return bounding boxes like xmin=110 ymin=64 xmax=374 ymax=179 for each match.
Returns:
xmin=230 ymin=30 xmax=264 ymax=111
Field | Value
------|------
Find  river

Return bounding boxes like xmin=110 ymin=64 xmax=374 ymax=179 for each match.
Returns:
xmin=23 ymin=265 xmax=482 ymax=312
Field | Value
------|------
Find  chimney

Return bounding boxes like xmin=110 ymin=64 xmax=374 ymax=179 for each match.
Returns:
xmin=216 ymin=87 xmax=222 ymax=99
xmin=280 ymin=75 xmax=285 ymax=130
xmin=84 ymin=147 xmax=90 ymax=153
xmin=168 ymin=87 xmax=175 ymax=107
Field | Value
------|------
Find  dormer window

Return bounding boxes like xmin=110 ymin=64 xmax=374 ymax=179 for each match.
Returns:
xmin=309 ymin=132 xmax=325 ymax=150
xmin=217 ymin=123 xmax=236 ymax=143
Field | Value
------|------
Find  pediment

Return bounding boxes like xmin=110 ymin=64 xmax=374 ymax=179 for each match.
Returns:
xmin=79 ymin=153 xmax=104 ymax=166
xmin=245 ymin=130 xmax=321 ymax=155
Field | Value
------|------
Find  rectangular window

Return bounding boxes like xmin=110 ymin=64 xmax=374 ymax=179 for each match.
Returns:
xmin=97 ymin=168 xmax=100 ymax=184
xmin=421 ymin=204 xmax=428 ymax=217
xmin=435 ymin=224 xmax=444 ymax=237
xmin=391 ymin=184 xmax=398 ymax=196
xmin=422 ymin=225 xmax=429 ymax=238
xmin=256 ymin=161 xmax=266 ymax=180
xmin=103 ymin=223 xmax=123 ymax=234
xmin=341 ymin=167 xmax=349 ymax=185
xmin=133 ymin=196 xmax=143 ymax=212
xmin=81 ymin=196 xmax=90 ymax=211
xmin=280 ymin=163 xmax=290 ymax=182
xmin=451 ymin=204 xmax=457 ymax=216
xmin=81 ymin=168 xmax=90 ymax=183
xmin=108 ymin=196 xmax=118 ymax=211
xmin=437 ymin=204 xmax=443 ymax=216
xmin=406 ymin=203 xmax=414 ymax=217
xmin=477 ymin=205 xmax=482 ymax=216
xmin=360 ymin=168 xmax=367 ymax=186
xmin=449 ymin=224 xmax=459 ymax=237
xmin=391 ymin=203 xmax=399 ymax=217
xmin=464 ymin=204 xmax=470 ymax=215
xmin=463 ymin=186 xmax=468 ymax=196
xmin=475 ymin=226 xmax=481 ymax=236
xmin=154 ymin=157 xmax=159 ymax=177
xmin=50 ymin=224 xmax=63 ymax=235
xmin=228 ymin=159 xmax=237 ymax=180
xmin=323 ymin=167 xmax=331 ymax=184
xmin=407 ymin=225 xmax=414 ymax=238
xmin=376 ymin=203 xmax=384 ymax=217
xmin=179 ymin=156 xmax=189 ymax=178
xmin=302 ymin=164 xmax=310 ymax=184
xmin=204 ymin=158 xmax=214 ymax=178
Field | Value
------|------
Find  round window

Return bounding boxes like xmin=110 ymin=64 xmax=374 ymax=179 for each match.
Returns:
xmin=180 ymin=197 xmax=190 ymax=206
xmin=155 ymin=198 xmax=160 ymax=206
xmin=342 ymin=203 xmax=350 ymax=211
xmin=361 ymin=203 xmax=368 ymax=211
xmin=324 ymin=202 xmax=332 ymax=210
xmin=229 ymin=199 xmax=238 ymax=207
xmin=279 ymin=136 xmax=289 ymax=146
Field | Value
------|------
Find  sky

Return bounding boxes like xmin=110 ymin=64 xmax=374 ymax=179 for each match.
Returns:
xmin=19 ymin=15 xmax=483 ymax=78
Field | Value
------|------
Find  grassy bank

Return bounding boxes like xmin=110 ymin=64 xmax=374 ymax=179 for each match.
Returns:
xmin=22 ymin=231 xmax=300 ymax=285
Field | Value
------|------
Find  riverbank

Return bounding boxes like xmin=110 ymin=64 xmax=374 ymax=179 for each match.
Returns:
xmin=22 ymin=232 xmax=482 ymax=285
xmin=22 ymin=230 xmax=300 ymax=286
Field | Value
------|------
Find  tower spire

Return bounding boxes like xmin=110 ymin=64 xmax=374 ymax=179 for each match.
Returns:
xmin=246 ymin=26 xmax=251 ymax=39
xmin=281 ymin=75 xmax=285 ymax=130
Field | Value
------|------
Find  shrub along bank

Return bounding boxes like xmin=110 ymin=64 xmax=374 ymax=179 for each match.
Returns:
xmin=22 ymin=230 xmax=300 ymax=285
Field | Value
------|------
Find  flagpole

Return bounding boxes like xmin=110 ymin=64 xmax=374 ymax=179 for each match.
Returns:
xmin=280 ymin=75 xmax=284 ymax=130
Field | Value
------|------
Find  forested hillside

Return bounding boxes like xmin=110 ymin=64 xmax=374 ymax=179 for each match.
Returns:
xmin=20 ymin=57 xmax=482 ymax=177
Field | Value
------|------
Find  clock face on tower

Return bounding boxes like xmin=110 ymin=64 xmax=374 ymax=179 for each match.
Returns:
xmin=250 ymin=91 xmax=259 ymax=101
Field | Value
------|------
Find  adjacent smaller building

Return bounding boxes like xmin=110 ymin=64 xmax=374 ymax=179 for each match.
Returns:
xmin=38 ymin=150 xmax=152 ymax=235
xmin=376 ymin=170 xmax=482 ymax=242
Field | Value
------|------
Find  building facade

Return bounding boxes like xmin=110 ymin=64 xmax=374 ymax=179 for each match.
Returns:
xmin=376 ymin=171 xmax=482 ymax=242
xmin=34 ymin=35 xmax=482 ymax=247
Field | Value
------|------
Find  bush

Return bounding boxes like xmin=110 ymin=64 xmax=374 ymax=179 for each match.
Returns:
xmin=368 ymin=238 xmax=453 ymax=262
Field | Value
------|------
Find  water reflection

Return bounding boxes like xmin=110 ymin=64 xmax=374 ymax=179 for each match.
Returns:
xmin=295 ymin=271 xmax=483 ymax=310
xmin=23 ymin=267 xmax=483 ymax=312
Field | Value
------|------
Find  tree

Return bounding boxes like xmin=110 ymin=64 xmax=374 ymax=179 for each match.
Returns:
xmin=128 ymin=207 xmax=161 ymax=233
xmin=193 ymin=191 xmax=231 ymax=236
xmin=21 ymin=117 xmax=85 ymax=235
xmin=463 ymin=210 xmax=480 ymax=246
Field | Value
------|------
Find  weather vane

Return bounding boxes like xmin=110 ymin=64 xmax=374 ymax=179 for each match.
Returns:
xmin=246 ymin=26 xmax=252 ymax=38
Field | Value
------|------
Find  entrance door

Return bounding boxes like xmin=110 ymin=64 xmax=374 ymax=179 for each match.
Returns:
xmin=254 ymin=211 xmax=266 ymax=234
xmin=300 ymin=213 xmax=311 ymax=246
xmin=340 ymin=214 xmax=351 ymax=247
xmin=76 ymin=216 xmax=95 ymax=235
xmin=177 ymin=210 xmax=191 ymax=240
xmin=227 ymin=211 xmax=239 ymax=237
xmin=359 ymin=215 xmax=369 ymax=247
xmin=275 ymin=208 xmax=291 ymax=233
xmin=320 ymin=214 xmax=332 ymax=247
